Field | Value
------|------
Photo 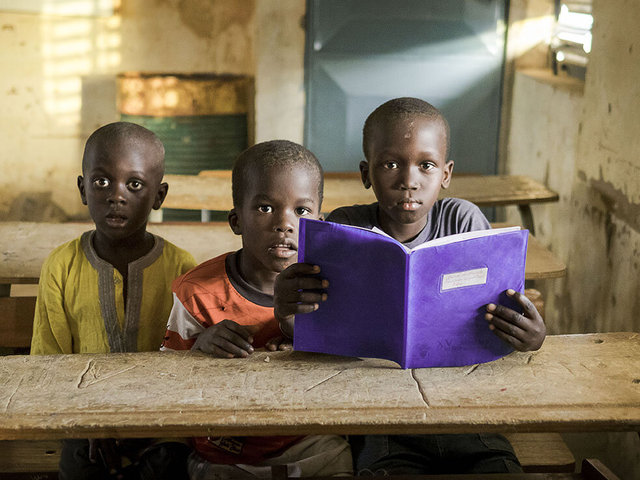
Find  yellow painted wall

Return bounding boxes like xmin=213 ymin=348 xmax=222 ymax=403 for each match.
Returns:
xmin=0 ymin=0 xmax=306 ymax=220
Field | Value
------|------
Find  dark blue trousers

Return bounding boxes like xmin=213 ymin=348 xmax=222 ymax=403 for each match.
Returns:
xmin=350 ymin=433 xmax=522 ymax=475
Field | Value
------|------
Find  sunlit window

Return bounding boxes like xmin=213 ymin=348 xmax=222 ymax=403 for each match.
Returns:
xmin=551 ymin=1 xmax=592 ymax=80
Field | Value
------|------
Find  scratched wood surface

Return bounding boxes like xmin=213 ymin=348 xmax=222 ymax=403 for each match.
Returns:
xmin=0 ymin=333 xmax=638 ymax=440
xmin=163 ymin=172 xmax=559 ymax=212
xmin=0 ymin=221 xmax=563 ymax=284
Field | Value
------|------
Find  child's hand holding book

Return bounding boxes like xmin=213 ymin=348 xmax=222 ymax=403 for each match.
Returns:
xmin=274 ymin=262 xmax=328 ymax=338
xmin=485 ymin=289 xmax=546 ymax=352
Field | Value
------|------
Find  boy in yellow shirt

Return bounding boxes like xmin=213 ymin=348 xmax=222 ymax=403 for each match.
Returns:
xmin=32 ymin=121 xmax=196 ymax=479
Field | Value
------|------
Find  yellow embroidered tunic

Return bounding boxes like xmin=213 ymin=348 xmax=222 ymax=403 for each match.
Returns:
xmin=31 ymin=231 xmax=196 ymax=354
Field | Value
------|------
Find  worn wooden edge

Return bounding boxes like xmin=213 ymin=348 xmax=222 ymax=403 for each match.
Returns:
xmin=162 ymin=173 xmax=560 ymax=210
xmin=0 ymin=406 xmax=638 ymax=441
xmin=460 ymin=194 xmax=561 ymax=206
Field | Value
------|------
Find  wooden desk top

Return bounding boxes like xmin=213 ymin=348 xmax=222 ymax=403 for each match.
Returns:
xmin=0 ymin=332 xmax=637 ymax=440
xmin=162 ymin=172 xmax=559 ymax=212
xmin=0 ymin=221 xmax=564 ymax=284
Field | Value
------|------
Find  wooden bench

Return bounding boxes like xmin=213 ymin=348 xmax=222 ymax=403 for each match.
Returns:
xmin=164 ymin=171 xmax=559 ymax=232
xmin=0 ymin=434 xmax=576 ymax=477
xmin=0 ymin=439 xmax=60 ymax=479
xmin=272 ymin=459 xmax=617 ymax=480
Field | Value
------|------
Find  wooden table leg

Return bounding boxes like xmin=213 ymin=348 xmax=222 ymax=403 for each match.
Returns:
xmin=518 ymin=204 xmax=535 ymax=235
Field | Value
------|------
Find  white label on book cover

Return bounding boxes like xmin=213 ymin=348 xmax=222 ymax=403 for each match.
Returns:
xmin=441 ymin=267 xmax=488 ymax=291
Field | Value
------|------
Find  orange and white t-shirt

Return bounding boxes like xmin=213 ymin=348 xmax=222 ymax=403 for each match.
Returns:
xmin=162 ymin=251 xmax=302 ymax=465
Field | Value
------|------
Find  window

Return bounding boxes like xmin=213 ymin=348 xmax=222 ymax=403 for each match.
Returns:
xmin=551 ymin=0 xmax=593 ymax=80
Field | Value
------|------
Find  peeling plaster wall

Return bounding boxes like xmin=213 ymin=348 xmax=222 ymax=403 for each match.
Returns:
xmin=0 ymin=0 xmax=259 ymax=220
xmin=507 ymin=0 xmax=640 ymax=335
xmin=506 ymin=2 xmax=640 ymax=475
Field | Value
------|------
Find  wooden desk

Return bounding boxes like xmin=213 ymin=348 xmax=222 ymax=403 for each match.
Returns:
xmin=0 ymin=333 xmax=637 ymax=440
xmin=0 ymin=221 xmax=564 ymax=286
xmin=0 ymin=222 xmax=241 ymax=286
xmin=165 ymin=172 xmax=559 ymax=232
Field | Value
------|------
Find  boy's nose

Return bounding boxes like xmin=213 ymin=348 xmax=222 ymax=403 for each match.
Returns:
xmin=399 ymin=168 xmax=420 ymax=190
xmin=273 ymin=211 xmax=295 ymax=233
xmin=107 ymin=185 xmax=127 ymax=204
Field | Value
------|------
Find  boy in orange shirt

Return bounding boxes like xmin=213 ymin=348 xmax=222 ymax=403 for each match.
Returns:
xmin=162 ymin=140 xmax=352 ymax=478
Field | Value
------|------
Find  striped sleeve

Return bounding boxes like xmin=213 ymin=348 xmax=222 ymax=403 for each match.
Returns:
xmin=161 ymin=293 xmax=205 ymax=351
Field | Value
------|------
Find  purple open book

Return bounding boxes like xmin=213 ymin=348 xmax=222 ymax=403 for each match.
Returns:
xmin=294 ymin=218 xmax=529 ymax=369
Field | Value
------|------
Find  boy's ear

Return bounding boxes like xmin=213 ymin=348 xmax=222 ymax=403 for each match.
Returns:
xmin=152 ymin=182 xmax=169 ymax=210
xmin=228 ymin=208 xmax=242 ymax=235
xmin=441 ymin=161 xmax=454 ymax=189
xmin=359 ymin=161 xmax=372 ymax=189
xmin=77 ymin=176 xmax=88 ymax=205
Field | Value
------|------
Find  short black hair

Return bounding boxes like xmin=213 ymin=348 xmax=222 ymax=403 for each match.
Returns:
xmin=232 ymin=140 xmax=324 ymax=208
xmin=82 ymin=121 xmax=165 ymax=173
xmin=362 ymin=97 xmax=450 ymax=160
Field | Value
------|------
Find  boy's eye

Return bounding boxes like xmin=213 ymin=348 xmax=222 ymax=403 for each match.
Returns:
xmin=93 ymin=178 xmax=110 ymax=188
xmin=383 ymin=161 xmax=399 ymax=170
xmin=295 ymin=207 xmax=312 ymax=216
xmin=127 ymin=180 xmax=143 ymax=191
xmin=420 ymin=162 xmax=436 ymax=171
xmin=258 ymin=205 xmax=273 ymax=213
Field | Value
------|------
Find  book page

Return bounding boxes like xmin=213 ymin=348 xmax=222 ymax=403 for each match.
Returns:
xmin=411 ymin=226 xmax=522 ymax=252
xmin=295 ymin=219 xmax=408 ymax=366
xmin=404 ymin=228 xmax=528 ymax=368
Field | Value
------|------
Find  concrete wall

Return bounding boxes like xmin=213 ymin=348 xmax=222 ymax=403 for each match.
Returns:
xmin=506 ymin=1 xmax=640 ymax=476
xmin=254 ymin=0 xmax=305 ymax=144
xmin=507 ymin=0 xmax=640 ymax=335
xmin=0 ymin=0 xmax=305 ymax=220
